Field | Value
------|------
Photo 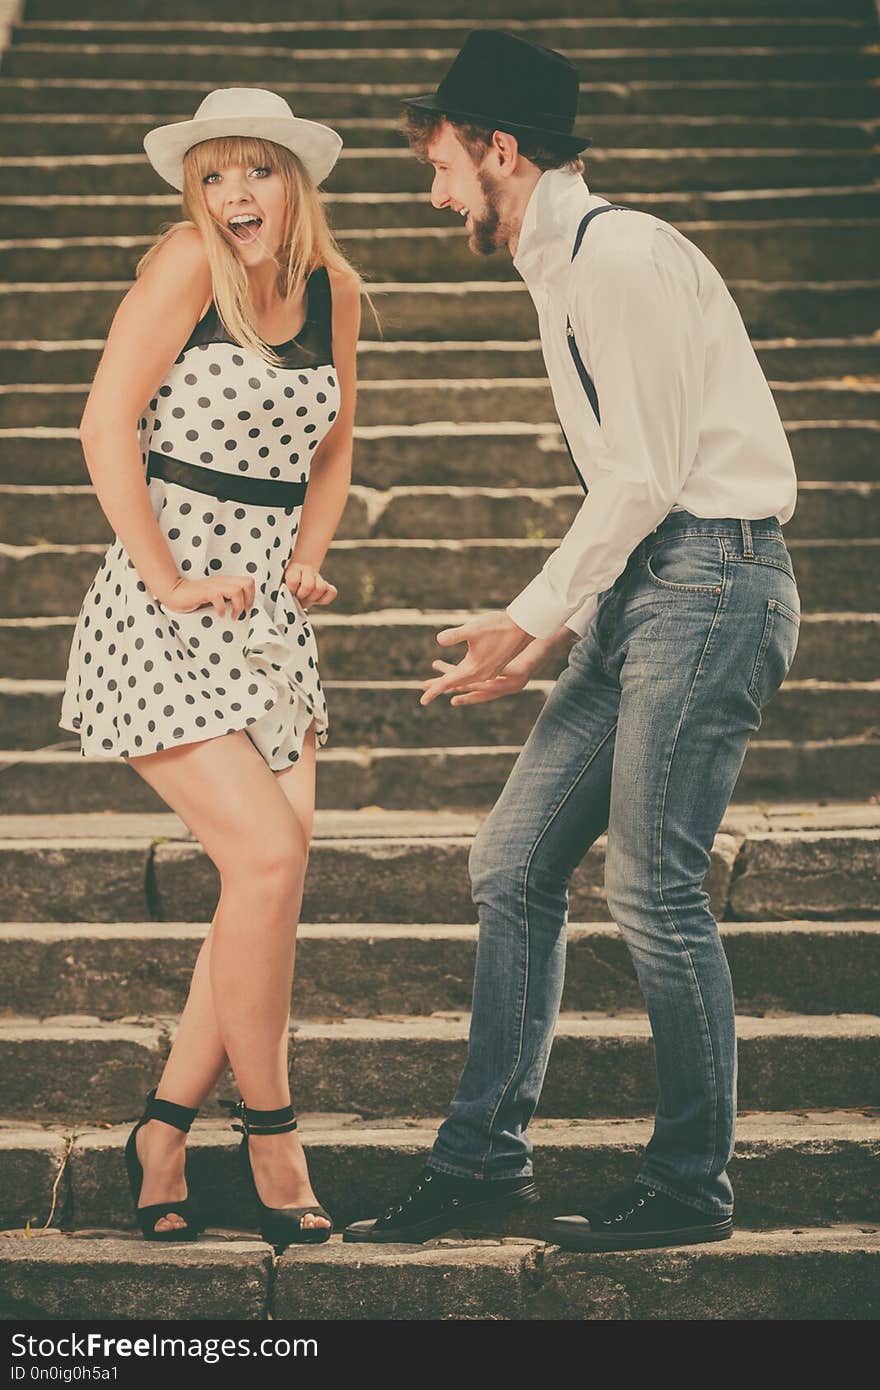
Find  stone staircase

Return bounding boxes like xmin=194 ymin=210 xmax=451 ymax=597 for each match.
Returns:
xmin=0 ymin=0 xmax=878 ymax=1320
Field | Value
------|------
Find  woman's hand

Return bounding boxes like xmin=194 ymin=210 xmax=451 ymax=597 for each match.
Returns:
xmin=157 ymin=574 xmax=256 ymax=618
xmin=424 ymin=640 xmax=551 ymax=707
xmin=284 ymin=560 xmax=337 ymax=609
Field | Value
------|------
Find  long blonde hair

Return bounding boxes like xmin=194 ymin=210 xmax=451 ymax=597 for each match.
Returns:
xmin=136 ymin=134 xmax=381 ymax=366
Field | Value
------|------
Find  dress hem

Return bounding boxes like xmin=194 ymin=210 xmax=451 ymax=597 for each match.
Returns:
xmin=57 ymin=711 xmax=330 ymax=771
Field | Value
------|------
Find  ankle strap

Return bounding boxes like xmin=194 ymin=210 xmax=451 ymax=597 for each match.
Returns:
xmin=218 ymin=1097 xmax=298 ymax=1135
xmin=144 ymin=1085 xmax=198 ymax=1133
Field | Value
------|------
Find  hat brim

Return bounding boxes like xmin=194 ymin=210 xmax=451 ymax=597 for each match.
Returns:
xmin=143 ymin=115 xmax=343 ymax=192
xmin=400 ymin=94 xmax=592 ymax=155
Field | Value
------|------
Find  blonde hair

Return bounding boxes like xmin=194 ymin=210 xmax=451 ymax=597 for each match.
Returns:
xmin=136 ymin=134 xmax=381 ymax=366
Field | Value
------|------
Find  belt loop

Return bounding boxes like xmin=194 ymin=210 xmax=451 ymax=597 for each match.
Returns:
xmin=740 ymin=519 xmax=754 ymax=557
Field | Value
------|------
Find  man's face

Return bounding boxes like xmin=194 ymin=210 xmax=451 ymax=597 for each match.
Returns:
xmin=426 ymin=121 xmax=511 ymax=257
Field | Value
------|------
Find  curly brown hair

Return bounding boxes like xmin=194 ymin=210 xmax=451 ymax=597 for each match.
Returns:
xmin=398 ymin=107 xmax=585 ymax=175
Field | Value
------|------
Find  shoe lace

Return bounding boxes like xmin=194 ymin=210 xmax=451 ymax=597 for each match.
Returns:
xmin=598 ymin=1182 xmax=656 ymax=1226
xmin=383 ymin=1167 xmax=437 ymax=1221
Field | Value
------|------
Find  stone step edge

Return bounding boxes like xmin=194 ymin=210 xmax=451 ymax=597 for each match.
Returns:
xmin=1 ymin=277 xmax=877 ymax=292
xmin=9 ymin=40 xmax=879 ymax=56
xmin=1 ymin=1013 xmax=876 ymax=1040
xmin=2 ymin=421 xmax=877 ymax=436
xmin=1 ymin=480 xmax=875 ymax=515
xmin=1 ymin=1234 xmax=873 ymax=1284
xmin=0 ymin=77 xmax=871 ymax=90
xmin=6 ymin=536 xmax=880 ymax=558
xmin=0 ymin=800 xmax=876 ymax=837
xmin=4 ymin=216 xmax=880 ymax=243
xmin=2 ymin=919 xmax=876 ymax=938
xmin=2 ymin=1111 xmax=876 ymax=1149
xmin=3 ymin=377 xmax=878 ymax=392
xmin=3 ymin=186 xmax=879 ymax=206
xmin=3 ymin=609 xmax=877 ymax=627
xmin=1 ymin=334 xmax=876 ymax=349
xmin=11 ymin=18 xmax=874 ymax=34
xmin=6 ymin=678 xmax=878 ymax=694
xmin=4 ymin=147 xmax=876 ymax=167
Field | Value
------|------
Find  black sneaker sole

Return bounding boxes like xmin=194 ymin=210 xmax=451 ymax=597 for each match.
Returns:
xmin=545 ymin=1215 xmax=734 ymax=1253
xmin=342 ymin=1182 xmax=541 ymax=1245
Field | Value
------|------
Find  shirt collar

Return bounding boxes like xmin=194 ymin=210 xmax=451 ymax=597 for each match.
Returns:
xmin=512 ymin=167 xmax=596 ymax=293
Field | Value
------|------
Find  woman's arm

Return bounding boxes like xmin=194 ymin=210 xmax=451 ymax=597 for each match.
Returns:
xmin=78 ymin=227 xmax=213 ymax=602
xmin=286 ymin=267 xmax=361 ymax=576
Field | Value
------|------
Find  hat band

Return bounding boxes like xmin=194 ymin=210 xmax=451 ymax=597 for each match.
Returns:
xmin=434 ymin=88 xmax=575 ymax=134
xmin=146 ymin=451 xmax=308 ymax=509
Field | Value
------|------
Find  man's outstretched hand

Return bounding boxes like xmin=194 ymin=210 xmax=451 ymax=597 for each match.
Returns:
xmin=419 ymin=611 xmax=535 ymax=707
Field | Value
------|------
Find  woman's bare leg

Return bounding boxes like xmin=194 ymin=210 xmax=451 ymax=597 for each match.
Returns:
xmin=123 ymin=722 xmax=325 ymax=1232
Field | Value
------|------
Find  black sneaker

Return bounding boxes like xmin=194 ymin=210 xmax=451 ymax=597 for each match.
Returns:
xmin=546 ymin=1179 xmax=733 ymax=1253
xmin=343 ymin=1163 xmax=540 ymax=1244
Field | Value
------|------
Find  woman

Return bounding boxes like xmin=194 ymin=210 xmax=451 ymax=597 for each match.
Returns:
xmin=58 ymin=87 xmax=377 ymax=1245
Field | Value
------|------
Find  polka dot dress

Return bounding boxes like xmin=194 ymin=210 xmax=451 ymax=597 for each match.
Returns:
xmin=59 ymin=264 xmax=340 ymax=770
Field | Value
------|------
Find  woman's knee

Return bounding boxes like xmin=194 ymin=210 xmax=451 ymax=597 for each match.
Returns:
xmin=217 ymin=817 xmax=309 ymax=894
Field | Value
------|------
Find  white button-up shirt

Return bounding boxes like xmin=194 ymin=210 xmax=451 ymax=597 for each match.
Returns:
xmin=504 ymin=167 xmax=799 ymax=639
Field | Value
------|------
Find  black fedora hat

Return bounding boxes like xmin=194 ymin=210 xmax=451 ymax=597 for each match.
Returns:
xmin=401 ymin=29 xmax=592 ymax=157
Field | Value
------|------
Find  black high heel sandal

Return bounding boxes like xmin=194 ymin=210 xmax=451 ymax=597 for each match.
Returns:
xmin=124 ymin=1085 xmax=202 ymax=1242
xmin=219 ymin=1097 xmax=333 ymax=1247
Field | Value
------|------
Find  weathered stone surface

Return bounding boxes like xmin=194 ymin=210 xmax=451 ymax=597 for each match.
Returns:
xmin=2 ymin=919 xmax=877 ymax=1020
xmin=0 ymin=1128 xmax=69 ymax=1229
xmin=5 ymin=480 xmax=878 ymax=547
xmin=3 ymin=537 xmax=878 ymax=617
xmin=0 ymin=1231 xmax=271 ymax=1320
xmin=0 ymin=280 xmax=874 ymax=342
xmin=5 ymin=222 xmax=880 ymax=286
xmin=729 ymin=830 xmax=880 ymax=918
xmin=2 ymin=1113 xmax=877 ymax=1234
xmin=274 ymin=1238 xmax=538 ymax=1319
xmin=2 ymin=1014 xmax=876 ymax=1119
xmin=0 ymin=1020 xmax=166 ymax=1118
xmin=2 ymin=610 xmax=877 ymax=683
xmin=0 ymin=838 xmax=149 ymax=921
xmin=530 ymin=1227 xmax=880 ymax=1320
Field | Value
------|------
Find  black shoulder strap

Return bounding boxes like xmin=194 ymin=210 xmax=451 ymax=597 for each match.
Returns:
xmin=558 ymin=204 xmax=627 ymax=492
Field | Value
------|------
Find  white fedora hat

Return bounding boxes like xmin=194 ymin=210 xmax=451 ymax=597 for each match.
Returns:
xmin=143 ymin=87 xmax=343 ymax=192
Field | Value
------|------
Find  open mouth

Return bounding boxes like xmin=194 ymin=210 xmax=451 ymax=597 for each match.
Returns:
xmin=227 ymin=215 xmax=263 ymax=243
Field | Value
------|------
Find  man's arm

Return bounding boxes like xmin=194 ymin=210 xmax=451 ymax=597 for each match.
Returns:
xmin=505 ymin=227 xmax=705 ymax=639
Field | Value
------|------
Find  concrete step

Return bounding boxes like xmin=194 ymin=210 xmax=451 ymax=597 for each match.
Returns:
xmin=1 ymin=1226 xmax=877 ymax=1322
xmin=5 ymin=46 xmax=878 ymax=89
xmin=6 ymin=737 xmax=880 ymax=807
xmin=21 ymin=0 xmax=880 ymax=21
xmin=3 ymin=222 xmax=879 ymax=284
xmin=3 ymin=610 xmax=877 ymax=683
xmin=0 ymin=279 xmax=874 ymax=340
xmin=1 ymin=1112 xmax=877 ymax=1236
xmin=3 ymin=112 xmax=877 ymax=156
xmin=2 ymin=76 xmax=877 ymax=119
xmin=13 ymin=19 xmax=878 ymax=54
xmin=0 ymin=377 xmax=875 ymax=431
xmin=0 ymin=149 xmax=875 ymax=196
xmin=1 ymin=920 xmax=876 ymax=1019
xmin=1 ymin=1010 xmax=877 ymax=1119
xmin=3 ymin=187 xmax=880 ymax=238
xmin=3 ymin=537 xmax=876 ymax=618
xmin=4 ymin=677 xmax=879 ymax=752
xmin=0 ymin=805 xmax=876 ymax=923
xmin=1 ymin=335 xmax=877 ymax=387
xmin=1 ymin=422 xmax=877 ymax=488
xmin=3 ymin=481 xmax=875 ymax=547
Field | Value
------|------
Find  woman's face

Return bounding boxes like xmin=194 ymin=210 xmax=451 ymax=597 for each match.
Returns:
xmin=200 ymin=156 xmax=288 ymax=262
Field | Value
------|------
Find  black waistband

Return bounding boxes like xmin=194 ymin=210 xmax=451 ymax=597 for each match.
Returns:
xmin=146 ymin=451 xmax=308 ymax=509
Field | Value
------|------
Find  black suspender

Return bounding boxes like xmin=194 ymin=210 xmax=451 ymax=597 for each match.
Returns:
xmin=558 ymin=203 xmax=627 ymax=494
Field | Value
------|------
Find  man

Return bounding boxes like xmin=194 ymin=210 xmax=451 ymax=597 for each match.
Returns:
xmin=343 ymin=30 xmax=800 ymax=1252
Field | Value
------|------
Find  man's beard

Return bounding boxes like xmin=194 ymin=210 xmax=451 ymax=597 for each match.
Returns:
xmin=468 ymin=167 xmax=511 ymax=256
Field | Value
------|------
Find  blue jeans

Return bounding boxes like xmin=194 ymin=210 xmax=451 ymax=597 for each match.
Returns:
xmin=428 ymin=511 xmax=802 ymax=1217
